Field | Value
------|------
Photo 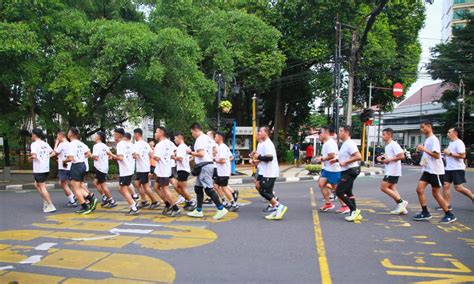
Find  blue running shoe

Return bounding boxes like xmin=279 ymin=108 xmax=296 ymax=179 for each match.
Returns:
xmin=412 ymin=212 xmax=432 ymax=221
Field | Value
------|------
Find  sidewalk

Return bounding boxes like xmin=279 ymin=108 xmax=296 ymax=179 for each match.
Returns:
xmin=0 ymin=164 xmax=384 ymax=190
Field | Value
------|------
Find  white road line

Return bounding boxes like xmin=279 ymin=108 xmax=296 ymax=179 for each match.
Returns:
xmin=110 ymin=228 xmax=153 ymax=234
xmin=34 ymin=242 xmax=57 ymax=251
xmin=123 ymin=223 xmax=163 ymax=227
xmin=72 ymin=233 xmax=119 ymax=241
xmin=0 ymin=266 xmax=15 ymax=270
xmin=19 ymin=255 xmax=43 ymax=264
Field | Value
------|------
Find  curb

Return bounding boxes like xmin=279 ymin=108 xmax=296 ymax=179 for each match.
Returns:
xmin=0 ymin=170 xmax=384 ymax=191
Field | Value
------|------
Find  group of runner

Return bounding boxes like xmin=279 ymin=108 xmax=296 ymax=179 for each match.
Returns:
xmin=29 ymin=123 xmax=246 ymax=220
xmin=315 ymin=120 xmax=472 ymax=224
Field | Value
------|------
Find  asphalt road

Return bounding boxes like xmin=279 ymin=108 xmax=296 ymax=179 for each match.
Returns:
xmin=0 ymin=166 xmax=473 ymax=283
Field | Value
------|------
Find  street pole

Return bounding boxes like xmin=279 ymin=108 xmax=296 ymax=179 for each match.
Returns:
xmin=334 ymin=15 xmax=342 ymax=141
xmin=346 ymin=30 xmax=357 ymax=126
xmin=231 ymin=120 xmax=237 ymax=175
xmin=366 ymin=82 xmax=372 ymax=163
xmin=252 ymin=94 xmax=257 ymax=174
xmin=419 ymin=87 xmax=423 ymax=122
xmin=461 ymin=79 xmax=465 ymax=138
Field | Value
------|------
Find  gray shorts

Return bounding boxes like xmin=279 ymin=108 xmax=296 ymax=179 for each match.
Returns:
xmin=196 ymin=164 xmax=214 ymax=188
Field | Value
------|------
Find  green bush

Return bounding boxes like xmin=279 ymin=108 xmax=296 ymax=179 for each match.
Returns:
xmin=305 ymin=164 xmax=322 ymax=175
xmin=285 ymin=149 xmax=293 ymax=164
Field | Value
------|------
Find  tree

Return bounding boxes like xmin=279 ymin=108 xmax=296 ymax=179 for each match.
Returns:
xmin=428 ymin=14 xmax=474 ymax=145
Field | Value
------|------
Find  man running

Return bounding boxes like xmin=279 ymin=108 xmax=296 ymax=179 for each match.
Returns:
xmin=215 ymin=131 xmax=239 ymax=212
xmin=108 ymin=128 xmax=138 ymax=215
xmin=252 ymin=126 xmax=287 ymax=220
xmin=53 ymin=131 xmax=76 ymax=207
xmin=124 ymin=132 xmax=139 ymax=202
xmin=187 ymin=123 xmax=228 ymax=220
xmin=133 ymin=128 xmax=160 ymax=210
xmin=92 ymin=131 xmax=117 ymax=208
xmin=153 ymin=127 xmax=181 ymax=217
xmin=441 ymin=127 xmax=473 ymax=208
xmin=413 ymin=120 xmax=457 ymax=223
xmin=168 ymin=132 xmax=181 ymax=204
xmin=29 ymin=128 xmax=56 ymax=213
xmin=316 ymin=126 xmax=343 ymax=212
xmin=65 ymin=127 xmax=97 ymax=215
xmin=174 ymin=132 xmax=196 ymax=211
xmin=377 ymin=128 xmax=408 ymax=215
xmin=333 ymin=125 xmax=362 ymax=222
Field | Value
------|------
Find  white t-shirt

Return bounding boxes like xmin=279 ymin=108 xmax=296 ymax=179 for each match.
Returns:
xmin=322 ymin=138 xmax=340 ymax=172
xmin=256 ymin=142 xmax=264 ymax=174
xmin=193 ymin=134 xmax=214 ymax=164
xmin=339 ymin=139 xmax=359 ymax=171
xmin=55 ymin=141 xmax=71 ymax=170
xmin=92 ymin=142 xmax=110 ymax=174
xmin=154 ymin=139 xmax=174 ymax=177
xmin=421 ymin=135 xmax=445 ymax=175
xmin=446 ymin=139 xmax=466 ymax=171
xmin=211 ymin=140 xmax=218 ymax=168
xmin=169 ymin=143 xmax=177 ymax=168
xmin=176 ymin=143 xmax=191 ymax=173
xmin=67 ymin=139 xmax=90 ymax=164
xmin=260 ymin=138 xmax=279 ymax=178
xmin=31 ymin=140 xmax=53 ymax=173
xmin=216 ymin=143 xmax=232 ymax=177
xmin=116 ymin=140 xmax=134 ymax=177
xmin=134 ymin=140 xmax=152 ymax=173
xmin=384 ymin=140 xmax=404 ymax=177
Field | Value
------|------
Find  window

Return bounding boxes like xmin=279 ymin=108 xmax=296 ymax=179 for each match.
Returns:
xmin=410 ymin=136 xmax=416 ymax=147
xmin=453 ymin=9 xmax=472 ymax=20
xmin=454 ymin=0 xmax=474 ymax=4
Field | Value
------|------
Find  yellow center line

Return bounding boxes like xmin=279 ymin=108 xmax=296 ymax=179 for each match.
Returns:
xmin=309 ymin=187 xmax=332 ymax=284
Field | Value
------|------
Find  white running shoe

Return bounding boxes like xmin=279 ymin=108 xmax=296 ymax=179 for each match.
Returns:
xmin=345 ymin=209 xmax=361 ymax=222
xmin=390 ymin=200 xmax=408 ymax=215
xmin=187 ymin=209 xmax=204 ymax=218
xmin=213 ymin=208 xmax=228 ymax=220
xmin=43 ymin=203 xmax=57 ymax=213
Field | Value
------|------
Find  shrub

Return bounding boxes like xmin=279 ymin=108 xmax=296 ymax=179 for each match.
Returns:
xmin=305 ymin=164 xmax=322 ymax=175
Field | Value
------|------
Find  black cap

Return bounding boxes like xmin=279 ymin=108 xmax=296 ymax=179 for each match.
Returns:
xmin=114 ymin=128 xmax=125 ymax=135
xmin=124 ymin=132 xmax=132 ymax=140
xmin=32 ymin=128 xmax=44 ymax=138
xmin=97 ymin=131 xmax=106 ymax=143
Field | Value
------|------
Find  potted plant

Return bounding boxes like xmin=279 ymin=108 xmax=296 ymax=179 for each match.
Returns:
xmin=220 ymin=100 xmax=232 ymax=113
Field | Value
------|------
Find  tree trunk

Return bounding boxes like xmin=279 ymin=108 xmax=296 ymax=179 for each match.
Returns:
xmin=273 ymin=79 xmax=281 ymax=146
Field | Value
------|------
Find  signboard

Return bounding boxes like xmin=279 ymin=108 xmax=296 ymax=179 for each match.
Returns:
xmin=235 ymin=127 xmax=253 ymax=136
xmin=393 ymin=83 xmax=403 ymax=98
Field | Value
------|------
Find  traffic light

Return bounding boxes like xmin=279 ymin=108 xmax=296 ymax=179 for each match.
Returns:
xmin=257 ymin=98 xmax=265 ymax=118
xmin=359 ymin=108 xmax=374 ymax=123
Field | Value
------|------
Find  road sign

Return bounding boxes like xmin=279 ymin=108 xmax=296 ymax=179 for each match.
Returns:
xmin=393 ymin=83 xmax=403 ymax=98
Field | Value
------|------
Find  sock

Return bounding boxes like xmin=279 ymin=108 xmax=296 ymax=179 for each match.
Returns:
xmin=396 ymin=199 xmax=403 ymax=204
xmin=81 ymin=203 xmax=88 ymax=210
xmin=132 ymin=194 xmax=138 ymax=199
xmin=172 ymin=205 xmax=179 ymax=211
xmin=131 ymin=203 xmax=137 ymax=211
xmin=86 ymin=193 xmax=94 ymax=202
xmin=101 ymin=194 xmax=107 ymax=201
xmin=196 ymin=207 xmax=202 ymax=212
xmin=68 ymin=195 xmax=75 ymax=203
xmin=445 ymin=210 xmax=453 ymax=216
xmin=217 ymin=205 xmax=224 ymax=210
xmin=422 ymin=206 xmax=429 ymax=214
xmin=165 ymin=201 xmax=170 ymax=207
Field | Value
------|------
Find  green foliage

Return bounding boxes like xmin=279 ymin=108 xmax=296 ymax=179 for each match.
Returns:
xmin=306 ymin=114 xmax=327 ymax=128
xmin=305 ymin=164 xmax=322 ymax=175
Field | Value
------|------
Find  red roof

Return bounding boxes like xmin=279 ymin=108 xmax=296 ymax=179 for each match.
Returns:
xmin=398 ymin=82 xmax=456 ymax=107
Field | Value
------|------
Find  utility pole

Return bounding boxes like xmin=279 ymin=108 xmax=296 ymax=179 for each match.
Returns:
xmin=334 ymin=15 xmax=342 ymax=140
xmin=273 ymin=78 xmax=281 ymax=146
xmin=346 ymin=30 xmax=357 ymax=126
xmin=365 ymin=82 xmax=373 ymax=163
xmin=460 ymin=79 xmax=465 ymax=139
xmin=252 ymin=94 xmax=257 ymax=174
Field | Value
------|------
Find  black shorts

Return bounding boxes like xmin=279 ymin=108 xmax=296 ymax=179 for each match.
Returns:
xmin=260 ymin=177 xmax=276 ymax=192
xmin=444 ymin=170 xmax=466 ymax=185
xmin=70 ymin=162 xmax=87 ymax=182
xmin=383 ymin=175 xmax=399 ymax=185
xmin=135 ymin=172 xmax=149 ymax=184
xmin=420 ymin=172 xmax=444 ymax=188
xmin=119 ymin=175 xmax=133 ymax=186
xmin=94 ymin=167 xmax=107 ymax=184
xmin=169 ymin=167 xmax=177 ymax=179
xmin=212 ymin=167 xmax=218 ymax=180
xmin=215 ymin=176 xmax=229 ymax=187
xmin=34 ymin=172 xmax=49 ymax=183
xmin=58 ymin=170 xmax=70 ymax=182
xmin=150 ymin=166 xmax=155 ymax=175
xmin=156 ymin=177 xmax=170 ymax=187
xmin=257 ymin=174 xmax=263 ymax=182
xmin=177 ymin=170 xmax=190 ymax=182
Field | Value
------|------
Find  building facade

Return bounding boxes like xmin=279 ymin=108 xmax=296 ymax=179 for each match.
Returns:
xmin=441 ymin=0 xmax=474 ymax=42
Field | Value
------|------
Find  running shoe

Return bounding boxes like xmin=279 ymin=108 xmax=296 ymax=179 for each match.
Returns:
xmin=137 ymin=201 xmax=150 ymax=209
xmin=435 ymin=205 xmax=452 ymax=211
xmin=203 ymin=198 xmax=213 ymax=204
xmin=67 ymin=201 xmax=78 ymax=207
xmin=183 ymin=201 xmax=196 ymax=211
xmin=344 ymin=209 xmax=361 ymax=222
xmin=126 ymin=209 xmax=139 ymax=216
xmin=390 ymin=200 xmax=408 ymax=215
xmin=224 ymin=202 xmax=232 ymax=209
xmin=176 ymin=196 xmax=185 ymax=205
xmin=101 ymin=195 xmax=108 ymax=206
xmin=132 ymin=194 xmax=140 ymax=202
xmin=319 ymin=203 xmax=335 ymax=212
xmin=229 ymin=204 xmax=240 ymax=212
xmin=265 ymin=210 xmax=277 ymax=220
xmin=274 ymin=204 xmax=288 ymax=220
xmin=43 ymin=204 xmax=57 ymax=213
xmin=232 ymin=189 xmax=239 ymax=202
xmin=168 ymin=208 xmax=181 ymax=217
xmin=79 ymin=206 xmax=94 ymax=215
xmin=104 ymin=201 xmax=117 ymax=208
xmin=148 ymin=201 xmax=160 ymax=210
xmin=263 ymin=205 xmax=277 ymax=212
xmin=412 ymin=212 xmax=432 ymax=221
xmin=162 ymin=206 xmax=171 ymax=215
xmin=187 ymin=209 xmax=204 ymax=218
xmin=440 ymin=214 xmax=457 ymax=224
xmin=329 ymin=194 xmax=337 ymax=201
xmin=90 ymin=197 xmax=98 ymax=211
xmin=213 ymin=208 xmax=229 ymax=220
xmin=75 ymin=206 xmax=89 ymax=214
xmin=336 ymin=206 xmax=350 ymax=214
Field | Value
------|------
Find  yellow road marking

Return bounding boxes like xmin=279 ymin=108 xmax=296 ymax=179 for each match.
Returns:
xmin=309 ymin=187 xmax=332 ymax=284
xmin=0 ymin=271 xmax=65 ymax=283
xmin=381 ymin=258 xmax=472 ymax=273
xmin=386 ymin=270 xmax=474 ymax=283
xmin=35 ymin=249 xmax=109 ymax=270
